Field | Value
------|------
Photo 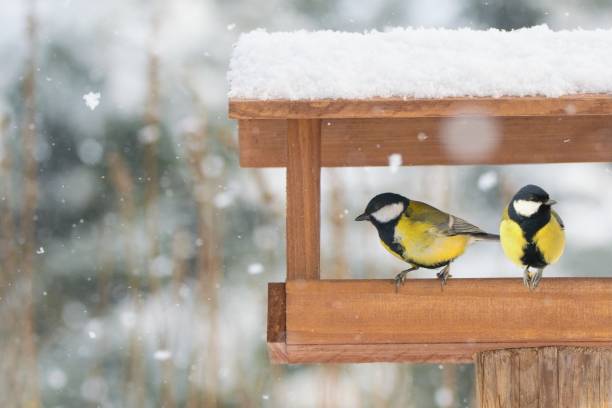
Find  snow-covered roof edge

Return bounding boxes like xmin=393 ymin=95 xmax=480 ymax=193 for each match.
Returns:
xmin=228 ymin=25 xmax=612 ymax=100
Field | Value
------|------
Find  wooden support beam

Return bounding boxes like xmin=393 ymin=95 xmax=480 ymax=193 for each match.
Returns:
xmin=230 ymin=94 xmax=612 ymax=119
xmin=238 ymin=116 xmax=612 ymax=167
xmin=267 ymin=283 xmax=287 ymax=364
xmin=286 ymin=119 xmax=321 ymax=280
xmin=264 ymin=279 xmax=612 ymax=364
xmin=476 ymin=347 xmax=612 ymax=407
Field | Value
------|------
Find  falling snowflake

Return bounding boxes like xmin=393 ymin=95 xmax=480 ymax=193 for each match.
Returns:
xmin=477 ymin=171 xmax=498 ymax=191
xmin=83 ymin=92 xmax=101 ymax=111
xmin=88 ymin=331 xmax=97 ymax=339
xmin=227 ymin=23 xmax=236 ymax=31
xmin=36 ymin=247 xmax=45 ymax=255
xmin=154 ymin=350 xmax=172 ymax=361
xmin=388 ymin=153 xmax=403 ymax=173
xmin=248 ymin=263 xmax=264 ymax=275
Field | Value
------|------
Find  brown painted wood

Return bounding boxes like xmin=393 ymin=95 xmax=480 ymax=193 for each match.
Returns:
xmin=267 ymin=282 xmax=612 ymax=364
xmin=238 ymin=115 xmax=612 ymax=167
xmin=284 ymin=342 xmax=611 ymax=364
xmin=239 ymin=119 xmax=287 ymax=167
xmin=286 ymin=279 xmax=612 ymax=345
xmin=229 ymin=94 xmax=612 ymax=119
xmin=476 ymin=347 xmax=612 ymax=408
xmin=267 ymin=283 xmax=287 ymax=364
xmin=286 ymin=119 xmax=321 ymax=280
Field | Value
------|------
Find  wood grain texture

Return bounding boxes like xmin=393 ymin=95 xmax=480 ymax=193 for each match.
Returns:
xmin=286 ymin=119 xmax=321 ymax=280
xmin=238 ymin=116 xmax=612 ymax=167
xmin=267 ymin=283 xmax=287 ymax=364
xmin=476 ymin=347 xmax=612 ymax=408
xmin=283 ymin=342 xmax=609 ymax=364
xmin=229 ymin=94 xmax=612 ymax=119
xmin=286 ymin=279 xmax=612 ymax=345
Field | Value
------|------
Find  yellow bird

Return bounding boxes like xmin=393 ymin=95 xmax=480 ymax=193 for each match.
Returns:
xmin=500 ymin=184 xmax=565 ymax=290
xmin=355 ymin=192 xmax=499 ymax=289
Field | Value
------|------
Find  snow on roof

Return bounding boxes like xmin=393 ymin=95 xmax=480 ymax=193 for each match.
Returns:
xmin=228 ymin=26 xmax=612 ymax=100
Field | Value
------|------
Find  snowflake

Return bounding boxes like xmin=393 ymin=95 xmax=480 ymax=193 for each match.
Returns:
xmin=83 ymin=92 xmax=101 ymax=111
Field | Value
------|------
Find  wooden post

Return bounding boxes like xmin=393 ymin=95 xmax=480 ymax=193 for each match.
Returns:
xmin=476 ymin=347 xmax=612 ymax=407
xmin=286 ymin=119 xmax=321 ymax=280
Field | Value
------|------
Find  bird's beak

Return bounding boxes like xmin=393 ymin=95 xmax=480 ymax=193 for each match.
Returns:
xmin=546 ymin=199 xmax=557 ymax=206
xmin=355 ymin=213 xmax=370 ymax=222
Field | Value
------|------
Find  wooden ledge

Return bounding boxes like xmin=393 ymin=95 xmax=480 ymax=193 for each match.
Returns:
xmin=239 ymin=115 xmax=612 ymax=167
xmin=231 ymin=94 xmax=612 ymax=119
xmin=268 ymin=279 xmax=612 ymax=364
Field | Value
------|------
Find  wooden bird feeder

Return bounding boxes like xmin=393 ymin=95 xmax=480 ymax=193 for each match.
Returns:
xmin=231 ymin=94 xmax=612 ymax=405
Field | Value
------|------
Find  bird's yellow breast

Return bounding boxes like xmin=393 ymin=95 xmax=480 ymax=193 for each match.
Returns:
xmin=386 ymin=215 xmax=470 ymax=267
xmin=533 ymin=214 xmax=565 ymax=265
xmin=500 ymin=218 xmax=527 ymax=266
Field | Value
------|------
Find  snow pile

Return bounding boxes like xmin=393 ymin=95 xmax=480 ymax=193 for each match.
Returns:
xmin=228 ymin=26 xmax=612 ymax=100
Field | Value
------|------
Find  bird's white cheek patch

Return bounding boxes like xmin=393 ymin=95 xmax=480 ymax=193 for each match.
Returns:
xmin=513 ymin=200 xmax=541 ymax=217
xmin=371 ymin=203 xmax=404 ymax=223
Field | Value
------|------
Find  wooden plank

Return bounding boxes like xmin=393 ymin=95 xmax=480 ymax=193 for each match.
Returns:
xmin=239 ymin=119 xmax=287 ymax=167
xmin=267 ymin=283 xmax=287 ymax=364
xmin=286 ymin=279 xmax=612 ymax=345
xmin=538 ymin=347 xmax=559 ymax=407
xmin=476 ymin=347 xmax=612 ymax=408
xmin=238 ymin=116 xmax=612 ymax=167
xmin=558 ymin=347 xmax=602 ymax=407
xmin=286 ymin=119 xmax=321 ymax=280
xmin=284 ymin=342 xmax=611 ymax=364
xmin=229 ymin=94 xmax=612 ymax=119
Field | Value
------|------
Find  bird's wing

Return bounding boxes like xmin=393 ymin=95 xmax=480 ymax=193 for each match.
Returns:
xmin=409 ymin=201 xmax=489 ymax=237
xmin=445 ymin=215 xmax=490 ymax=236
xmin=552 ymin=210 xmax=565 ymax=230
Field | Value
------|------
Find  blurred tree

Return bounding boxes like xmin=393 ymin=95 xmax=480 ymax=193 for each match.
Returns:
xmin=463 ymin=0 xmax=545 ymax=29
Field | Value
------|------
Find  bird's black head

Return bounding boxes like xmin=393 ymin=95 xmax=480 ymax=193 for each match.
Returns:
xmin=509 ymin=184 xmax=556 ymax=220
xmin=355 ymin=192 xmax=409 ymax=225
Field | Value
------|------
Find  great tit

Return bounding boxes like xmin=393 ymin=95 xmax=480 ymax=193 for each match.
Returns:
xmin=356 ymin=192 xmax=499 ymax=289
xmin=500 ymin=184 xmax=565 ymax=290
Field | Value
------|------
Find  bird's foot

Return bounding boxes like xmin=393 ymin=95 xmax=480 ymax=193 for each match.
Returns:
xmin=530 ymin=269 xmax=543 ymax=290
xmin=523 ymin=267 xmax=532 ymax=290
xmin=436 ymin=265 xmax=452 ymax=290
xmin=394 ymin=266 xmax=418 ymax=292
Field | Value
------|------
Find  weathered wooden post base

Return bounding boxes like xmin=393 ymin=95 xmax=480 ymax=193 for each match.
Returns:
xmin=476 ymin=347 xmax=612 ymax=408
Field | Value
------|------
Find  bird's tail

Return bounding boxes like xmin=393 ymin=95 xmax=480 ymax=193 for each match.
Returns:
xmin=471 ymin=232 xmax=500 ymax=241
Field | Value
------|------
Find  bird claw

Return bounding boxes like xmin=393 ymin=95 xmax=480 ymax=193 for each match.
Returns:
xmin=436 ymin=265 xmax=451 ymax=290
xmin=394 ymin=266 xmax=418 ymax=293
xmin=523 ymin=267 xmax=543 ymax=291
xmin=523 ymin=267 xmax=531 ymax=289
xmin=394 ymin=271 xmax=409 ymax=292
xmin=530 ymin=269 xmax=543 ymax=290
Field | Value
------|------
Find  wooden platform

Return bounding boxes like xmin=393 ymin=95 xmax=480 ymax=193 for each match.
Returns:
xmin=268 ymin=279 xmax=612 ymax=364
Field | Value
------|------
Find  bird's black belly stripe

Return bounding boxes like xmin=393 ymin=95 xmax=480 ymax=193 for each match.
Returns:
xmin=521 ymin=243 xmax=547 ymax=268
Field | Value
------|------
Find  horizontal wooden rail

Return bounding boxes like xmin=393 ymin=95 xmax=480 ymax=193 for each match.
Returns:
xmin=268 ymin=279 xmax=612 ymax=364
xmin=239 ymin=116 xmax=612 ymax=167
xmin=230 ymin=94 xmax=612 ymax=119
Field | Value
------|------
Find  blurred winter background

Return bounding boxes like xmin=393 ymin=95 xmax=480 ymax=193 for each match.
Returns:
xmin=1 ymin=0 xmax=612 ymax=407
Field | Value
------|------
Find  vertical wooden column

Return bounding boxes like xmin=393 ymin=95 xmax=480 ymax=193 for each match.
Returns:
xmin=286 ymin=119 xmax=321 ymax=280
xmin=476 ymin=347 xmax=612 ymax=408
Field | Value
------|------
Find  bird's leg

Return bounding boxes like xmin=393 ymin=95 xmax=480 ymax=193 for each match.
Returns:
xmin=522 ymin=266 xmax=531 ymax=289
xmin=394 ymin=266 xmax=419 ymax=292
xmin=530 ymin=268 xmax=543 ymax=290
xmin=436 ymin=264 xmax=452 ymax=289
